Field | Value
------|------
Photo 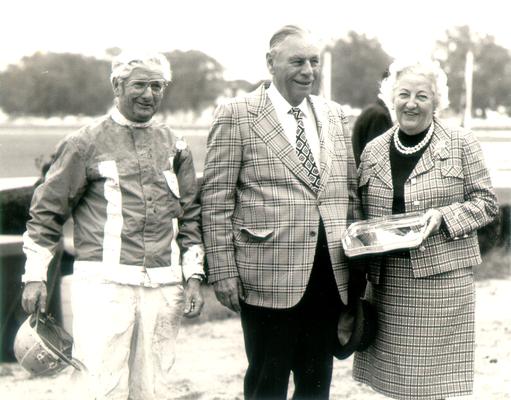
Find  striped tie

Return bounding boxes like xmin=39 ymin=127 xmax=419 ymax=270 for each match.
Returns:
xmin=289 ymin=107 xmax=320 ymax=192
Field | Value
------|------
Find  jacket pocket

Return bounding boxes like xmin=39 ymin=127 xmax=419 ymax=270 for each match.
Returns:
xmin=239 ymin=227 xmax=274 ymax=240
xmin=441 ymin=164 xmax=463 ymax=179
xmin=439 ymin=164 xmax=464 ymax=197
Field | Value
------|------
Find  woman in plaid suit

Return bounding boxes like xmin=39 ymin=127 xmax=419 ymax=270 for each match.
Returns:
xmin=352 ymin=59 xmax=498 ymax=399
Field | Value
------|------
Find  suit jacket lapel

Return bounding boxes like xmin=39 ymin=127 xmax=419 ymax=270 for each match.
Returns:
xmin=308 ymin=96 xmax=332 ymax=193
xmin=248 ymin=84 xmax=318 ymax=191
xmin=370 ymin=128 xmax=394 ymax=189
xmin=409 ymin=119 xmax=450 ymax=179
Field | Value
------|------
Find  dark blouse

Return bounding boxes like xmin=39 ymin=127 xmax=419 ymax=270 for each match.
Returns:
xmin=390 ymin=126 xmax=431 ymax=214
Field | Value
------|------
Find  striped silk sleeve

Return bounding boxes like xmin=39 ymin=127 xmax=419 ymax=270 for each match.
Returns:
xmin=23 ymin=138 xmax=87 ymax=282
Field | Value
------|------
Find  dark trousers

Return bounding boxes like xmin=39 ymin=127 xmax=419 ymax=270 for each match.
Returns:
xmin=240 ymin=222 xmax=343 ymax=400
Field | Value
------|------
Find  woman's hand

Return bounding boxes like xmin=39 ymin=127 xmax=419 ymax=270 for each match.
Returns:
xmin=422 ymin=209 xmax=443 ymax=240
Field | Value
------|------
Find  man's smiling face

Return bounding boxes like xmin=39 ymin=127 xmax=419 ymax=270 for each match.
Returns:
xmin=267 ymin=33 xmax=321 ymax=106
xmin=114 ymin=68 xmax=165 ymax=122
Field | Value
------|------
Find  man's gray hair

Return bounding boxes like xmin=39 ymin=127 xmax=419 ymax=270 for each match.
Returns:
xmin=268 ymin=25 xmax=311 ymax=55
xmin=379 ymin=58 xmax=449 ymax=112
xmin=110 ymin=50 xmax=172 ymax=85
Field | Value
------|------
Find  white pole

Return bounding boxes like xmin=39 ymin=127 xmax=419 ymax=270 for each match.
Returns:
xmin=463 ymin=49 xmax=474 ymax=128
xmin=322 ymin=51 xmax=332 ymax=101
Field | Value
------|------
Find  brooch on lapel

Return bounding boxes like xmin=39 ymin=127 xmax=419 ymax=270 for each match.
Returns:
xmin=433 ymin=140 xmax=448 ymax=160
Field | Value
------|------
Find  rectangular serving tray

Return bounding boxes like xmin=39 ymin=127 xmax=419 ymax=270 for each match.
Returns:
xmin=342 ymin=212 xmax=427 ymax=257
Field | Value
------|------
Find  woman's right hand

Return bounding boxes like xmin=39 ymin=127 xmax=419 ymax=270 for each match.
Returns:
xmin=422 ymin=209 xmax=444 ymax=240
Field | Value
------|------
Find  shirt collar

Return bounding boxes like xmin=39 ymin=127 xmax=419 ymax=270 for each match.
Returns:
xmin=110 ymin=107 xmax=153 ymax=128
xmin=266 ymin=83 xmax=311 ymax=119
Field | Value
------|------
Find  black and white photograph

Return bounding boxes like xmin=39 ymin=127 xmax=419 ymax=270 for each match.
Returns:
xmin=0 ymin=0 xmax=509 ymax=399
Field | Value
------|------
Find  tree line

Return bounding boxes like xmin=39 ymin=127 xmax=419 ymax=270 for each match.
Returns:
xmin=1 ymin=26 xmax=510 ymax=118
xmin=0 ymin=49 xmax=234 ymax=118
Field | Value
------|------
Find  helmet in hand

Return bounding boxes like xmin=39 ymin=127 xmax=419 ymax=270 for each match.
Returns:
xmin=14 ymin=312 xmax=81 ymax=376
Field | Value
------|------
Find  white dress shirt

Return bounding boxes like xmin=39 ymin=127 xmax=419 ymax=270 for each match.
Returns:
xmin=266 ymin=83 xmax=321 ymax=171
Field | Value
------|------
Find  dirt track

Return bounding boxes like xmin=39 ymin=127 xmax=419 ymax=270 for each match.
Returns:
xmin=1 ymin=278 xmax=510 ymax=399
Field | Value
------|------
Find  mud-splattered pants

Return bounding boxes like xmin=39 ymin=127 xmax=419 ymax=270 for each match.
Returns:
xmin=69 ymin=277 xmax=184 ymax=400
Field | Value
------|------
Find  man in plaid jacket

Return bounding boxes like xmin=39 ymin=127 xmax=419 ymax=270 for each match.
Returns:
xmin=201 ymin=25 xmax=361 ymax=399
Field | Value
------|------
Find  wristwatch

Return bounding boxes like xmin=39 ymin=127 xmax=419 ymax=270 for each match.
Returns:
xmin=188 ymin=273 xmax=206 ymax=283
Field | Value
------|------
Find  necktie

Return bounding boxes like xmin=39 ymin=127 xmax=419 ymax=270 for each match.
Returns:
xmin=289 ymin=107 xmax=320 ymax=191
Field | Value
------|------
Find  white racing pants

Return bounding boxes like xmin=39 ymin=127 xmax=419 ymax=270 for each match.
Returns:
xmin=70 ymin=277 xmax=184 ymax=400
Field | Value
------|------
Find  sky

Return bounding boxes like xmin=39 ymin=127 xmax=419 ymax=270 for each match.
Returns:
xmin=2 ymin=0 xmax=510 ymax=82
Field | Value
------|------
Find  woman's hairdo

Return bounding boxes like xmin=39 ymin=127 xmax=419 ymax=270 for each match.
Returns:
xmin=379 ymin=58 xmax=449 ymax=112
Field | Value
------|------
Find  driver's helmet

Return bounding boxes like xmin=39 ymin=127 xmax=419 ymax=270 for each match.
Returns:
xmin=13 ymin=312 xmax=80 ymax=376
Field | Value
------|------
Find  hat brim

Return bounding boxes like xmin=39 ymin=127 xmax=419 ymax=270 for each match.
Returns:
xmin=332 ymin=298 xmax=377 ymax=360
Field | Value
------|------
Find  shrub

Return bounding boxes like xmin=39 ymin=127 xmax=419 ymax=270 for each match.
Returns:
xmin=0 ymin=187 xmax=34 ymax=234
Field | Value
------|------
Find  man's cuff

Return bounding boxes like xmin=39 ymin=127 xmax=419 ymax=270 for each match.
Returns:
xmin=181 ymin=244 xmax=205 ymax=282
xmin=21 ymin=232 xmax=53 ymax=283
xmin=22 ymin=260 xmax=48 ymax=283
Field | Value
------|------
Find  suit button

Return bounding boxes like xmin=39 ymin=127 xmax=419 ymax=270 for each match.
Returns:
xmin=317 ymin=200 xmax=322 ymax=206
xmin=419 ymin=245 xmax=426 ymax=252
xmin=310 ymin=231 xmax=316 ymax=237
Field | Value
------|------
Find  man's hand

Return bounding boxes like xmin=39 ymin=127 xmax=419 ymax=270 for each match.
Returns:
xmin=183 ymin=278 xmax=204 ymax=318
xmin=213 ymin=277 xmax=245 ymax=312
xmin=348 ymin=260 xmax=367 ymax=305
xmin=21 ymin=281 xmax=47 ymax=314
xmin=337 ymin=310 xmax=356 ymax=346
xmin=422 ymin=209 xmax=443 ymax=240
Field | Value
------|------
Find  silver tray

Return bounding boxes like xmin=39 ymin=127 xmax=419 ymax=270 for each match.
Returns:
xmin=342 ymin=212 xmax=426 ymax=257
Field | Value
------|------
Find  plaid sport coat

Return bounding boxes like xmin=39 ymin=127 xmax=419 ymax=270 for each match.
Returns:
xmin=201 ymin=83 xmax=361 ymax=308
xmin=358 ymin=118 xmax=499 ymax=283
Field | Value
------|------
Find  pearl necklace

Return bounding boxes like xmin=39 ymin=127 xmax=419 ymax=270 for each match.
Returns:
xmin=393 ymin=123 xmax=434 ymax=155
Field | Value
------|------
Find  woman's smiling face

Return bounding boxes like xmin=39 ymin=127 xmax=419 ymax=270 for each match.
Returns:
xmin=393 ymin=72 xmax=436 ymax=135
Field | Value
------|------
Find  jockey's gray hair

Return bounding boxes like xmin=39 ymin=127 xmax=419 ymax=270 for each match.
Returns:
xmin=110 ymin=50 xmax=172 ymax=85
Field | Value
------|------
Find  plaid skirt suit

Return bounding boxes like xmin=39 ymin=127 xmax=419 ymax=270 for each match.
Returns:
xmin=352 ymin=119 xmax=498 ymax=399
